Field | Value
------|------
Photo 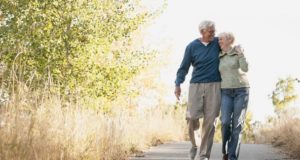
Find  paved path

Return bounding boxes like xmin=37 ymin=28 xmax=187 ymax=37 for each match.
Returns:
xmin=130 ymin=141 xmax=295 ymax=160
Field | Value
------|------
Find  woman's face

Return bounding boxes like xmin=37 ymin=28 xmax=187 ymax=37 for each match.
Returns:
xmin=219 ymin=36 xmax=232 ymax=50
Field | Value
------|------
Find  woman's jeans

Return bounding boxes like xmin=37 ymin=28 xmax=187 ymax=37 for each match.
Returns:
xmin=221 ymin=87 xmax=249 ymax=160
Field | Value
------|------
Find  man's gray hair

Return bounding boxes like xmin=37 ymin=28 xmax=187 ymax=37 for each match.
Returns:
xmin=198 ymin=20 xmax=215 ymax=32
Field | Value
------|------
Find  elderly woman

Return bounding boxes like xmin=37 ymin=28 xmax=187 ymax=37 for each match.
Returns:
xmin=218 ymin=32 xmax=250 ymax=160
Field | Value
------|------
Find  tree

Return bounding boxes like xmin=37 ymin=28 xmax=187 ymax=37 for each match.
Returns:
xmin=271 ymin=76 xmax=299 ymax=114
xmin=0 ymin=0 xmax=166 ymax=102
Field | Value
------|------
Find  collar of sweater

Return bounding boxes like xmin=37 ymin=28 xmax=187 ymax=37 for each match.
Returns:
xmin=219 ymin=48 xmax=238 ymax=57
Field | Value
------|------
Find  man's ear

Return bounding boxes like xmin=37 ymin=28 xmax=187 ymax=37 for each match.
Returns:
xmin=200 ymin=29 xmax=204 ymax=34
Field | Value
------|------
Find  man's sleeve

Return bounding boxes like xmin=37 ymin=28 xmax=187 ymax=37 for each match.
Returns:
xmin=175 ymin=45 xmax=192 ymax=86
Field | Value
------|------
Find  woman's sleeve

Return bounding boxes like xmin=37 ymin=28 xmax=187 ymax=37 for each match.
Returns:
xmin=238 ymin=54 xmax=248 ymax=72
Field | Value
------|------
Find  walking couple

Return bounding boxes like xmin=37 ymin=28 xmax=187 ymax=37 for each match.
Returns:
xmin=175 ymin=20 xmax=250 ymax=160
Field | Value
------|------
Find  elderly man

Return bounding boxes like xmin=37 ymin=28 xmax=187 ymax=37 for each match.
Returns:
xmin=175 ymin=20 xmax=221 ymax=160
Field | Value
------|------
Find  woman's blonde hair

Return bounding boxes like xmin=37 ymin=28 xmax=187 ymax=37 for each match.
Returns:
xmin=218 ymin=32 xmax=235 ymax=44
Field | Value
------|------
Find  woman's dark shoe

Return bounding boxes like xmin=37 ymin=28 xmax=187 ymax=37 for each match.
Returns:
xmin=223 ymin=154 xmax=228 ymax=160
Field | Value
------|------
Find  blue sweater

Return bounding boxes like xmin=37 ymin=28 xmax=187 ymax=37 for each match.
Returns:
xmin=175 ymin=38 xmax=221 ymax=86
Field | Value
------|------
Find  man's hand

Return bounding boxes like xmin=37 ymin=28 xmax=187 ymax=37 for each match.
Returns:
xmin=234 ymin=44 xmax=244 ymax=55
xmin=174 ymin=86 xmax=181 ymax=100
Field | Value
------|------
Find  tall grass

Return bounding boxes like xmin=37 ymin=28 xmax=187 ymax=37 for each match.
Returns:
xmin=256 ymin=109 xmax=300 ymax=159
xmin=0 ymin=83 xmax=186 ymax=160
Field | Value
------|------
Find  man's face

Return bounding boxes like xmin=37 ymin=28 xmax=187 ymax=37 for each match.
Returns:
xmin=201 ymin=27 xmax=215 ymax=42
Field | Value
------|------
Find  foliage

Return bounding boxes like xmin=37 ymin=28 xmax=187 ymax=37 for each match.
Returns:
xmin=271 ymin=76 xmax=298 ymax=114
xmin=242 ymin=111 xmax=255 ymax=143
xmin=0 ymin=0 xmax=165 ymax=102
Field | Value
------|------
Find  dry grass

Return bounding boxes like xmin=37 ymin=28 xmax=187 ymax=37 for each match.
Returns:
xmin=256 ymin=109 xmax=300 ymax=159
xmin=0 ymin=46 xmax=187 ymax=159
xmin=0 ymin=85 xmax=186 ymax=160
